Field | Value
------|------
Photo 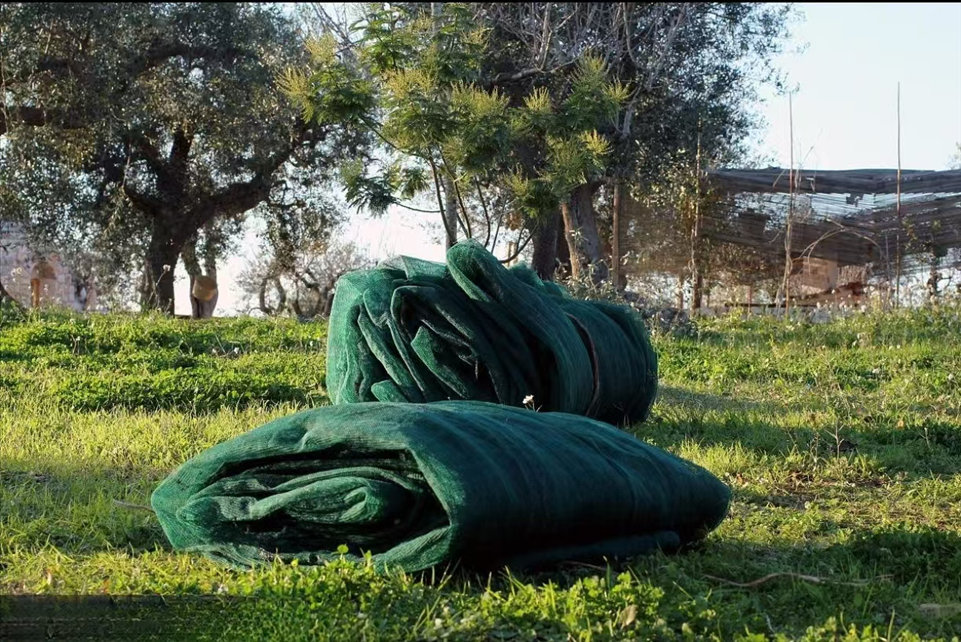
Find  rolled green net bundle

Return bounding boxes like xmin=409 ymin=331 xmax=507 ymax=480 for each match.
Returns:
xmin=151 ymin=402 xmax=730 ymax=571
xmin=326 ymin=241 xmax=658 ymax=425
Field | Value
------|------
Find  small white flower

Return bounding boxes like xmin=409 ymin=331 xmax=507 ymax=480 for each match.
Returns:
xmin=162 ymin=264 xmax=171 ymax=272
xmin=522 ymin=394 xmax=534 ymax=406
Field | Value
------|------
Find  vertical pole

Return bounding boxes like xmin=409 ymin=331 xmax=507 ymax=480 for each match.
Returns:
xmin=690 ymin=126 xmax=702 ymax=313
xmin=927 ymin=251 xmax=940 ymax=303
xmin=783 ymin=92 xmax=795 ymax=315
xmin=559 ymin=200 xmax=580 ymax=281
xmin=612 ymin=179 xmax=622 ymax=290
xmin=432 ymin=2 xmax=458 ymax=249
xmin=895 ymin=82 xmax=902 ymax=308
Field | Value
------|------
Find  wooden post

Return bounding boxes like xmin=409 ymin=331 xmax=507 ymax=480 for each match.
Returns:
xmin=895 ymin=81 xmax=903 ymax=308
xmin=611 ymin=179 xmax=622 ymax=290
xmin=692 ymin=272 xmax=703 ymax=314
xmin=506 ymin=240 xmax=518 ymax=267
xmin=927 ymin=250 xmax=941 ymax=303
xmin=30 ymin=279 xmax=41 ymax=308
xmin=689 ymin=127 xmax=702 ymax=313
xmin=559 ymin=199 xmax=580 ymax=281
xmin=782 ymin=92 xmax=795 ymax=315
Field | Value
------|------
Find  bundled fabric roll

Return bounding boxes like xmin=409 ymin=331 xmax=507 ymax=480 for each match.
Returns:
xmin=151 ymin=402 xmax=730 ymax=571
xmin=326 ymin=241 xmax=657 ymax=425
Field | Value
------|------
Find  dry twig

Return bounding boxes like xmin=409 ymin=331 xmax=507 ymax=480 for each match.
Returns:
xmin=704 ymin=572 xmax=889 ymax=588
xmin=113 ymin=499 xmax=155 ymax=513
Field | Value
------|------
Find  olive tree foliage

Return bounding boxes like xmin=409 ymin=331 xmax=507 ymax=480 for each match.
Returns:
xmin=0 ymin=3 xmax=366 ymax=314
xmin=238 ymin=241 xmax=372 ymax=319
xmin=237 ymin=198 xmax=372 ymax=319
xmin=282 ymin=3 xmax=626 ymax=270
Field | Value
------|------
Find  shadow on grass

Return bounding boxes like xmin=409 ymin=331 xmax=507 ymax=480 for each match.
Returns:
xmin=382 ymin=523 xmax=961 ymax=640
xmin=0 ymin=594 xmax=240 ymax=641
xmin=6 ymin=526 xmax=958 ymax=641
xmin=642 ymin=386 xmax=961 ymax=477
xmin=457 ymin=525 xmax=961 ymax=638
xmin=0 ymin=459 xmax=168 ymax=556
xmin=3 ymin=450 xmax=960 ymax=639
xmin=655 ymin=385 xmax=782 ymax=413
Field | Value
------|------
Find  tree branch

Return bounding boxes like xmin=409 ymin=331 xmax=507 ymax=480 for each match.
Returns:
xmin=0 ymin=105 xmax=83 ymax=135
xmin=169 ymin=127 xmax=193 ymax=175
xmin=127 ymin=132 xmax=168 ymax=178
xmin=644 ymin=3 xmax=690 ymax=92
xmin=428 ymin=156 xmax=456 ymax=245
xmin=474 ymin=176 xmax=493 ymax=248
xmin=132 ymin=41 xmax=245 ymax=78
xmin=122 ymin=182 xmax=165 ymax=217
xmin=181 ymin=235 xmax=201 ymax=277
xmin=195 ymin=125 xmax=317 ymax=226
xmin=500 ymin=229 xmax=534 ymax=263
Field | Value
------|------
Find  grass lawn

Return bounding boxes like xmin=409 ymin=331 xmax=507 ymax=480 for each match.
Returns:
xmin=1 ymin=308 xmax=960 ymax=640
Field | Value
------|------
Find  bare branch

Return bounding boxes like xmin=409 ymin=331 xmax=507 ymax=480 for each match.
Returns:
xmin=474 ymin=176 xmax=493 ymax=248
xmin=500 ymin=228 xmax=533 ymax=263
xmin=428 ymin=156 xmax=457 ymax=245
xmin=122 ymin=182 xmax=165 ymax=217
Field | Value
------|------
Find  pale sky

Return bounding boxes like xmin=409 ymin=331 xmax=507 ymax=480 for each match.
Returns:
xmin=179 ymin=2 xmax=961 ymax=316
xmin=757 ymin=2 xmax=961 ymax=171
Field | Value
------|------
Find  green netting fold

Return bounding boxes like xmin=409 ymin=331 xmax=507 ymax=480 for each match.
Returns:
xmin=326 ymin=241 xmax=658 ymax=425
xmin=151 ymin=401 xmax=730 ymax=572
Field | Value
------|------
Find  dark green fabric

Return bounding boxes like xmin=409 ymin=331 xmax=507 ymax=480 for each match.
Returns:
xmin=151 ymin=402 xmax=730 ymax=572
xmin=326 ymin=241 xmax=658 ymax=425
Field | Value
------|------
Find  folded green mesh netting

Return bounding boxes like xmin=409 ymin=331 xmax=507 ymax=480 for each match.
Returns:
xmin=151 ymin=401 xmax=730 ymax=571
xmin=326 ymin=241 xmax=658 ymax=425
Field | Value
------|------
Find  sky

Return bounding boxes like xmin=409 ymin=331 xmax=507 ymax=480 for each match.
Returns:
xmin=756 ymin=3 xmax=961 ymax=171
xmin=177 ymin=2 xmax=961 ymax=316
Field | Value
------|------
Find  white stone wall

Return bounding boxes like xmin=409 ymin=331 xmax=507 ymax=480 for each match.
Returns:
xmin=0 ymin=221 xmax=93 ymax=310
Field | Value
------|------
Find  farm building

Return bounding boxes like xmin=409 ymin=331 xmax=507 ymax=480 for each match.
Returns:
xmin=707 ymin=167 xmax=961 ymax=304
xmin=617 ymin=167 xmax=961 ymax=309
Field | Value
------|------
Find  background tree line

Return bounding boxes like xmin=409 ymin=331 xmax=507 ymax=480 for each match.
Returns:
xmin=0 ymin=2 xmax=793 ymax=316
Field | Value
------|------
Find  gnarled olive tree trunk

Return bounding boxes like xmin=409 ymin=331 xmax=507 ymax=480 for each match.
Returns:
xmin=143 ymin=225 xmax=183 ymax=315
xmin=181 ymin=236 xmax=219 ymax=319
xmin=560 ymin=183 xmax=607 ymax=285
xmin=530 ymin=210 xmax=562 ymax=280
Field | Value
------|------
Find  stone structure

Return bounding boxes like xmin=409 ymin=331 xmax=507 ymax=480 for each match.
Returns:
xmin=793 ymin=257 xmax=866 ymax=304
xmin=0 ymin=220 xmax=96 ymax=310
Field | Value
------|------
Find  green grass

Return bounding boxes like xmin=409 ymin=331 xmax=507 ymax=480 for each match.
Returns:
xmin=1 ymin=308 xmax=960 ymax=640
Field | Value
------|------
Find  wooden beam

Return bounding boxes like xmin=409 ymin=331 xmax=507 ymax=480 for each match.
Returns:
xmin=709 ymin=168 xmax=961 ymax=195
